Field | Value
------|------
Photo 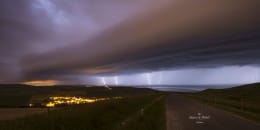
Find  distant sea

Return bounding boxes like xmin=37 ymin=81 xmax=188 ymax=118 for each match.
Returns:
xmin=146 ymin=84 xmax=240 ymax=92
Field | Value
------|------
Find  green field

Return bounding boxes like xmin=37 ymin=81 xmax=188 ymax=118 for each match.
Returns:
xmin=0 ymin=85 xmax=166 ymax=130
xmin=186 ymin=83 xmax=260 ymax=123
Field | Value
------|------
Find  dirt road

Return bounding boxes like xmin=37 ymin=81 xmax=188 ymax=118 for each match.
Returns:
xmin=166 ymin=94 xmax=260 ymax=130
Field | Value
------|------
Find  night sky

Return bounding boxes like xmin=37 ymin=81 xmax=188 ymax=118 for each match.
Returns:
xmin=0 ymin=0 xmax=259 ymax=87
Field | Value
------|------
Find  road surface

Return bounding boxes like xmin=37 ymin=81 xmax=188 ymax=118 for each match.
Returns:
xmin=166 ymin=94 xmax=260 ymax=130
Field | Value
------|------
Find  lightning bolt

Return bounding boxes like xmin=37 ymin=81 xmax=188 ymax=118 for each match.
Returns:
xmin=102 ymin=77 xmax=112 ymax=90
xmin=146 ymin=73 xmax=151 ymax=85
xmin=158 ymin=71 xmax=162 ymax=84
xmin=114 ymin=76 xmax=119 ymax=86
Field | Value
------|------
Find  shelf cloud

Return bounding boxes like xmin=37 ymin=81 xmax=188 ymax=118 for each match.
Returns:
xmin=0 ymin=0 xmax=259 ymax=85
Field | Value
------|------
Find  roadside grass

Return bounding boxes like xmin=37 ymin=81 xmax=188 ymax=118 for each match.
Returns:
xmin=185 ymin=83 xmax=260 ymax=123
xmin=116 ymin=96 xmax=166 ymax=130
xmin=0 ymin=94 xmax=166 ymax=130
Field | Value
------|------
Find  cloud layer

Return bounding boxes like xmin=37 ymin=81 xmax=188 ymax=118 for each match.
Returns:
xmin=0 ymin=0 xmax=259 ymax=84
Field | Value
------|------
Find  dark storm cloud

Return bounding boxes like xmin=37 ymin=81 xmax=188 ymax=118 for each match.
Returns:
xmin=21 ymin=0 xmax=260 ymax=78
xmin=0 ymin=0 xmax=150 ymax=82
xmin=0 ymin=0 xmax=57 ymax=81
xmin=0 ymin=0 xmax=259 ymax=82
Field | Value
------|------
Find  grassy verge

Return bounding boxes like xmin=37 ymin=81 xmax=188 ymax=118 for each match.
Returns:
xmin=116 ymin=96 xmax=166 ymax=130
xmin=0 ymin=94 xmax=166 ymax=130
xmin=185 ymin=83 xmax=260 ymax=123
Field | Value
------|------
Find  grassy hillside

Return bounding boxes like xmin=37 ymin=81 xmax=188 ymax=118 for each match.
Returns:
xmin=186 ymin=83 xmax=260 ymax=123
xmin=0 ymin=84 xmax=158 ymax=107
xmin=0 ymin=94 xmax=166 ymax=130
xmin=0 ymin=84 xmax=166 ymax=130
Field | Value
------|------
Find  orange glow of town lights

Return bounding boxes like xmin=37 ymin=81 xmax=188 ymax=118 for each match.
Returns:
xmin=44 ymin=96 xmax=122 ymax=107
xmin=23 ymin=80 xmax=59 ymax=86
